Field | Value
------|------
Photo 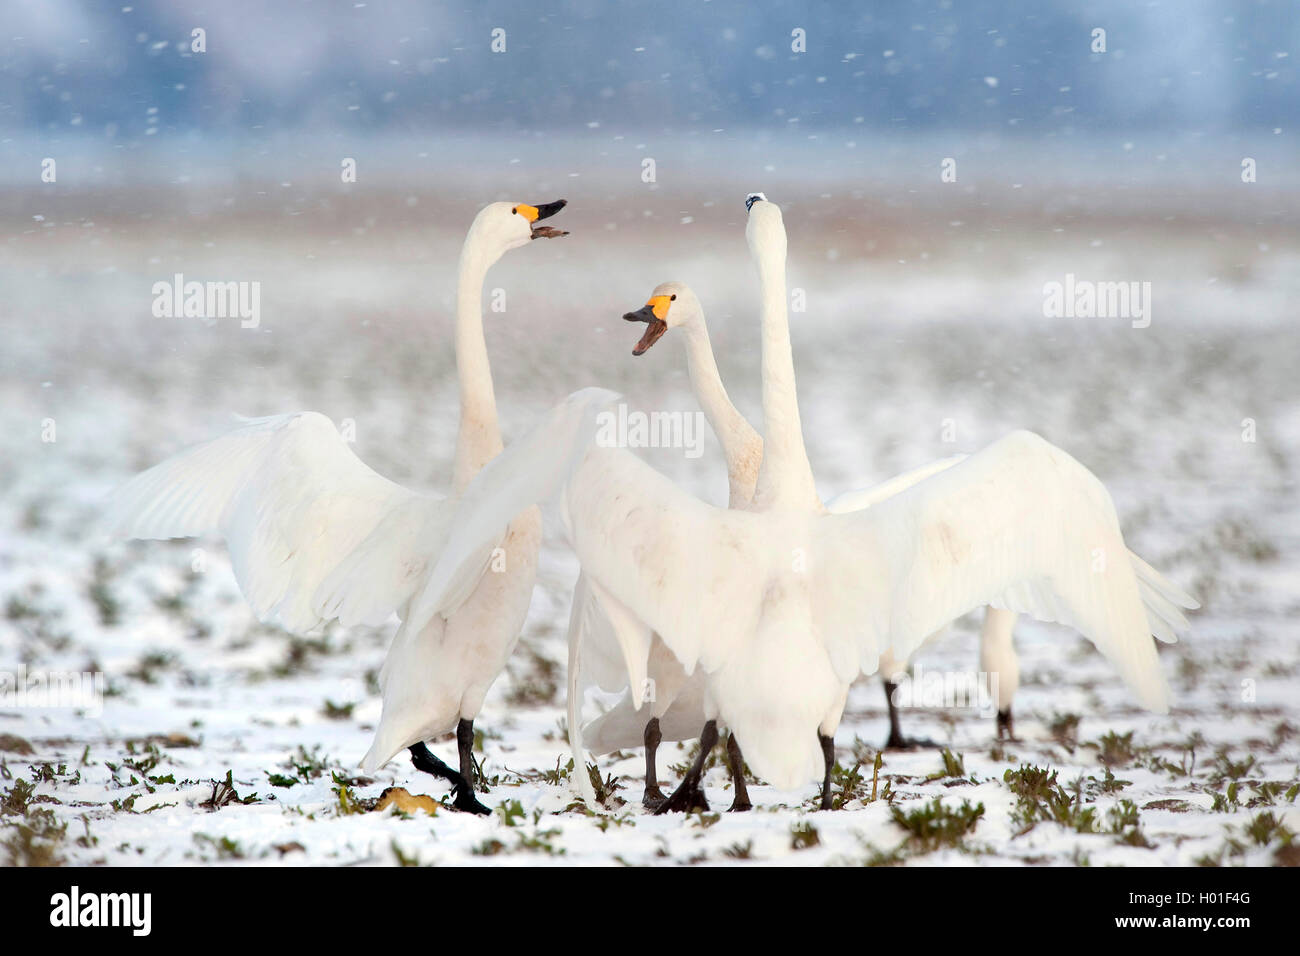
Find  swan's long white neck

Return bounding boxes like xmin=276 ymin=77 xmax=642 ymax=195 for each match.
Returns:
xmin=452 ymin=235 xmax=504 ymax=492
xmin=750 ymin=217 xmax=820 ymax=512
xmin=681 ymin=318 xmax=761 ymax=505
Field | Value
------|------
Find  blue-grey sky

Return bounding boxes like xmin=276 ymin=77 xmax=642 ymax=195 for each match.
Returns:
xmin=2 ymin=0 xmax=1295 ymax=138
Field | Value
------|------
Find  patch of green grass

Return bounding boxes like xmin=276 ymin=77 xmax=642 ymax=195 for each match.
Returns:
xmin=87 ymin=557 xmax=121 ymax=627
xmin=321 ymin=699 xmax=355 ymax=720
xmin=193 ymin=833 xmax=245 ymax=860
xmin=560 ymin=761 xmax=625 ymax=811
xmin=1243 ymin=810 xmax=1293 ymax=847
xmin=790 ymin=821 xmax=820 ymax=850
xmin=1107 ymin=799 xmax=1153 ymax=848
xmin=1094 ymin=731 xmax=1138 ymax=768
xmin=504 ymin=646 xmax=561 ymax=708
xmin=1209 ymin=749 xmax=1256 ymax=786
xmin=1003 ymin=764 xmax=1058 ymax=804
xmin=1270 ymin=721 xmax=1296 ymax=750
xmin=593 ymin=812 xmax=636 ymax=832
xmin=0 ymin=734 xmax=34 ymax=756
xmin=1048 ymin=713 xmax=1081 ymax=753
xmin=1197 ymin=810 xmax=1295 ymax=866
xmin=270 ymin=745 xmax=337 ymax=788
xmin=2 ymin=807 xmax=67 ymax=866
xmin=330 ymin=771 xmax=373 ymax=815
xmin=1 ymin=778 xmax=36 ymax=816
xmin=390 ymin=841 xmax=420 ymax=867
xmin=472 ymin=838 xmax=506 ymax=856
xmin=200 ymin=770 xmax=260 ymax=810
xmin=1004 ymin=765 xmax=1098 ymax=834
xmin=4 ymin=595 xmax=38 ymax=621
xmin=1213 ymin=517 xmax=1278 ymax=562
xmin=669 ymin=739 xmax=724 ymax=778
xmin=890 ymin=797 xmax=984 ymax=853
xmin=825 ymin=761 xmax=866 ymax=809
xmin=825 ymin=751 xmax=885 ymax=810
xmin=496 ymin=799 xmax=527 ymax=828
xmin=939 ymin=749 xmax=965 ymax=779
xmin=514 ymin=828 xmax=565 ymax=855
xmin=1245 ymin=780 xmax=1289 ymax=807
xmin=1084 ymin=768 xmax=1132 ymax=796
xmin=126 ymin=650 xmax=178 ymax=685
xmin=1143 ymin=798 xmax=1192 ymax=812
xmin=271 ymin=635 xmax=336 ymax=678
xmin=74 ymin=816 xmax=97 ymax=849
xmin=722 ymin=840 xmax=753 ymax=860
xmin=1207 ymin=783 xmax=1243 ymax=814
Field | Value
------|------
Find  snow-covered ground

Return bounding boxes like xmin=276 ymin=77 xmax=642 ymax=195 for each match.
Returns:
xmin=2 ymin=143 xmax=1298 ymax=865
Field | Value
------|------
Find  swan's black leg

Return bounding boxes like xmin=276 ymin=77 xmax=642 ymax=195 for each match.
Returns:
xmin=642 ymin=717 xmax=667 ymax=810
xmin=819 ymin=733 xmax=836 ymax=811
xmin=996 ymin=707 xmax=1018 ymax=742
xmin=725 ymin=732 xmax=752 ymax=812
xmin=654 ymin=720 xmax=718 ymax=814
xmin=882 ymin=678 xmax=942 ymax=750
xmin=409 ymin=741 xmax=456 ymax=781
xmin=457 ymin=718 xmax=479 ymax=789
xmin=883 ymin=679 xmax=907 ymax=748
xmin=409 ymin=741 xmax=489 ymax=815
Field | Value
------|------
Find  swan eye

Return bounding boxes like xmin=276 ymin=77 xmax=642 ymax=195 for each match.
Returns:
xmin=511 ymin=206 xmax=518 ymax=215
xmin=670 ymin=294 xmax=676 ymax=301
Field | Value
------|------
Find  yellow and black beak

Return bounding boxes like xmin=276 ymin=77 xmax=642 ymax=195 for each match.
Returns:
xmin=515 ymin=199 xmax=569 ymax=239
xmin=623 ymin=294 xmax=672 ymax=356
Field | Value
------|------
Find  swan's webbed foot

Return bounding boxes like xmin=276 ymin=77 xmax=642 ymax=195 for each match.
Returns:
xmin=409 ymin=742 xmax=490 ymax=815
xmin=653 ymin=720 xmax=718 ymax=815
xmin=409 ymin=741 xmax=454 ymax=779
xmin=654 ymin=777 xmax=711 ymax=814
xmin=882 ymin=731 xmax=944 ymax=751
xmin=642 ymin=786 xmax=668 ymax=811
xmin=450 ymin=781 xmax=492 ymax=816
xmin=881 ymin=678 xmax=944 ymax=750
xmin=996 ymin=708 xmax=1020 ymax=742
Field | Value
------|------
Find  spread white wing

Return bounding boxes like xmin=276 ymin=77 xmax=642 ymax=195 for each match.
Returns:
xmin=106 ymin=388 xmax=624 ymax=638
xmin=811 ymin=430 xmax=1197 ymax=710
xmin=824 ymin=455 xmax=968 ymax=514
xmin=106 ymin=412 xmax=450 ymax=633
xmin=558 ymin=445 xmax=770 ymax=676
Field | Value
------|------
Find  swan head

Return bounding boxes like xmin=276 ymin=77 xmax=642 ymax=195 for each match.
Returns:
xmin=468 ymin=199 xmax=568 ymax=260
xmin=621 ymin=281 xmax=700 ymax=356
xmin=744 ymin=192 xmax=786 ymax=264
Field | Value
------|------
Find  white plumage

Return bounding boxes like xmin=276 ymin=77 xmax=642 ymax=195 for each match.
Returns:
xmin=106 ymin=200 xmax=580 ymax=787
xmin=423 ymin=197 xmax=1197 ymax=803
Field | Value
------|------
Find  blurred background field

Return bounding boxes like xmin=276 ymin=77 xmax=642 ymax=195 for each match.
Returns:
xmin=0 ymin=1 xmax=1297 ymax=865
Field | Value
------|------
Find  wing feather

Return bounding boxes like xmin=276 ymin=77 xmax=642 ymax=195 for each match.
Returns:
xmin=814 ymin=431 xmax=1194 ymax=712
xmin=107 ymin=412 xmax=447 ymax=633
